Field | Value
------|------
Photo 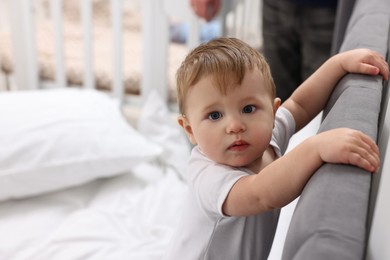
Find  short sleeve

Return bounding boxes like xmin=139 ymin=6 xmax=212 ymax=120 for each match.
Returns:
xmin=270 ymin=107 xmax=296 ymax=157
xmin=187 ymin=147 xmax=248 ymax=219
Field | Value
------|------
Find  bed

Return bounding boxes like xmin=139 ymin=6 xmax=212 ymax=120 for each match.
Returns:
xmin=0 ymin=88 xmax=317 ymax=259
xmin=0 ymin=0 xmax=276 ymax=259
xmin=0 ymin=88 xmax=191 ymax=259
xmin=0 ymin=0 xmax=195 ymax=258
xmin=5 ymin=0 xmax=389 ymax=259
xmin=0 ymin=0 xmax=199 ymax=258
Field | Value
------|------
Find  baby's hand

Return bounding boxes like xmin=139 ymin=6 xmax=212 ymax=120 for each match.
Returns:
xmin=338 ymin=48 xmax=389 ymax=81
xmin=315 ymin=128 xmax=380 ymax=173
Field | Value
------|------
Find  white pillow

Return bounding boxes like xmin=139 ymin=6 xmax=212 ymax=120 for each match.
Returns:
xmin=0 ymin=88 xmax=163 ymax=201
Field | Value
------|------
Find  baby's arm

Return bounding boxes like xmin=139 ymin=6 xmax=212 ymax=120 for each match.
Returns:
xmin=283 ymin=48 xmax=389 ymax=131
xmin=222 ymin=128 xmax=380 ymax=216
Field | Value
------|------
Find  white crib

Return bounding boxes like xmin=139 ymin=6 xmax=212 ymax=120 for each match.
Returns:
xmin=0 ymin=0 xmax=262 ymax=112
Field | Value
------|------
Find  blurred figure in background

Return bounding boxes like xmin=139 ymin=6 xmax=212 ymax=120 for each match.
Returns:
xmin=170 ymin=19 xmax=221 ymax=44
xmin=262 ymin=0 xmax=338 ymax=102
xmin=190 ymin=0 xmax=338 ymax=102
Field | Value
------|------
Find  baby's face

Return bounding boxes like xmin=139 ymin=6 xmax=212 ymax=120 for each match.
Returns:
xmin=179 ymin=69 xmax=279 ymax=168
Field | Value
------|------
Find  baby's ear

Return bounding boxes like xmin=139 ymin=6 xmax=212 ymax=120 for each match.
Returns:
xmin=178 ymin=115 xmax=197 ymax=145
xmin=272 ymin=98 xmax=281 ymax=129
xmin=273 ymin=98 xmax=281 ymax=114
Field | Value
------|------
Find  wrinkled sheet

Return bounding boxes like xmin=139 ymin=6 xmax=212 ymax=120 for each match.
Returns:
xmin=0 ymin=164 xmax=187 ymax=260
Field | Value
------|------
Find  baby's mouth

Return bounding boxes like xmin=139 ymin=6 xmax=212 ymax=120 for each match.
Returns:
xmin=228 ymin=140 xmax=249 ymax=151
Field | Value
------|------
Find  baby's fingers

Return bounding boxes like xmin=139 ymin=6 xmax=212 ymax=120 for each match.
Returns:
xmin=359 ymin=131 xmax=380 ymax=155
xmin=349 ymin=148 xmax=380 ymax=173
xmin=362 ymin=52 xmax=389 ymax=80
xmin=349 ymin=134 xmax=380 ymax=172
xmin=359 ymin=64 xmax=381 ymax=77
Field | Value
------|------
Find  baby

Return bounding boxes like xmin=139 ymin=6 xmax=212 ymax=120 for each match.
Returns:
xmin=164 ymin=37 xmax=388 ymax=260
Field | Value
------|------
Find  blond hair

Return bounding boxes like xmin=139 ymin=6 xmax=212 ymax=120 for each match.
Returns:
xmin=176 ymin=37 xmax=276 ymax=114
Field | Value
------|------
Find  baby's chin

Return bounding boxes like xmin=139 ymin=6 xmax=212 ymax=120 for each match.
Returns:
xmin=203 ymin=149 xmax=258 ymax=168
xmin=217 ymin=158 xmax=255 ymax=169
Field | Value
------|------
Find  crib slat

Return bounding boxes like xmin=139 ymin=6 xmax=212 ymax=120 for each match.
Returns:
xmin=50 ymin=0 xmax=67 ymax=88
xmin=187 ymin=11 xmax=201 ymax=50
xmin=142 ymin=0 xmax=169 ymax=102
xmin=110 ymin=0 xmax=124 ymax=101
xmin=8 ymin=0 xmax=39 ymax=89
xmin=81 ymin=0 xmax=95 ymax=89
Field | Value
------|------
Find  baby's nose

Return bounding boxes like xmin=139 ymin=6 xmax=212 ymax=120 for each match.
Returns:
xmin=226 ymin=116 xmax=246 ymax=133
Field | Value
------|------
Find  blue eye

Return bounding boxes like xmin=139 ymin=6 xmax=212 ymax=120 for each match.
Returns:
xmin=208 ymin=111 xmax=222 ymax=121
xmin=243 ymin=105 xmax=256 ymax=114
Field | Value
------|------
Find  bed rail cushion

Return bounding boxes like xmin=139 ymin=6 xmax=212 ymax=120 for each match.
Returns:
xmin=281 ymin=0 xmax=390 ymax=259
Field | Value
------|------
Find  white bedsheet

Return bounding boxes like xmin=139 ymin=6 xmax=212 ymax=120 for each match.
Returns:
xmin=0 ymin=164 xmax=187 ymax=260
